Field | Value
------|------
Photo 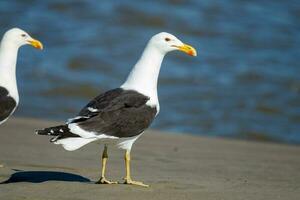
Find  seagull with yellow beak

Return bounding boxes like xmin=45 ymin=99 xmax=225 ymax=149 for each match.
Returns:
xmin=36 ymin=32 xmax=196 ymax=187
xmin=0 ymin=28 xmax=42 ymax=168
xmin=0 ymin=28 xmax=43 ymax=126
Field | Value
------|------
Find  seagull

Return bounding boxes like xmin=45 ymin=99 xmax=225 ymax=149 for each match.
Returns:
xmin=36 ymin=32 xmax=196 ymax=187
xmin=0 ymin=28 xmax=42 ymax=168
xmin=0 ymin=28 xmax=43 ymax=125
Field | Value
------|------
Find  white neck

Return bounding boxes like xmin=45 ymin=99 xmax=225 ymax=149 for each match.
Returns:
xmin=121 ymin=43 xmax=165 ymax=107
xmin=0 ymin=39 xmax=20 ymax=102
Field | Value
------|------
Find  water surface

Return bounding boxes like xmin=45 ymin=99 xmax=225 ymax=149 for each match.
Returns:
xmin=0 ymin=0 xmax=299 ymax=144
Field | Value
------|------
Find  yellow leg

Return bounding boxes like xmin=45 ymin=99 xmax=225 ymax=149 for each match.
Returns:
xmin=96 ymin=145 xmax=117 ymax=184
xmin=123 ymin=150 xmax=149 ymax=187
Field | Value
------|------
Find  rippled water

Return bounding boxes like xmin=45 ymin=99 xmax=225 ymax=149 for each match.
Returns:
xmin=0 ymin=0 xmax=299 ymax=143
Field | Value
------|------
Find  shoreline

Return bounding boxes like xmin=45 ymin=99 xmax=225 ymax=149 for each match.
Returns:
xmin=0 ymin=117 xmax=299 ymax=200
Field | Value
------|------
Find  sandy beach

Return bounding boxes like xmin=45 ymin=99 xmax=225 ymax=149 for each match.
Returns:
xmin=0 ymin=117 xmax=299 ymax=200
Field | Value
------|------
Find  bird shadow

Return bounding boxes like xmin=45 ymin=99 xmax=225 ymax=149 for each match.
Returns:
xmin=0 ymin=169 xmax=91 ymax=184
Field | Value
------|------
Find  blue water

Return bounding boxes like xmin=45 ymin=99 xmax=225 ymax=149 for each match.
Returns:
xmin=0 ymin=0 xmax=299 ymax=144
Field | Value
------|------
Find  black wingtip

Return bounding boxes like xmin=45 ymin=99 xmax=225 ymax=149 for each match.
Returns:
xmin=35 ymin=129 xmax=47 ymax=135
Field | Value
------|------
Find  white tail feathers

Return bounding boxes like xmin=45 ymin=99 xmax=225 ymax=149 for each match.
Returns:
xmin=54 ymin=137 xmax=98 ymax=151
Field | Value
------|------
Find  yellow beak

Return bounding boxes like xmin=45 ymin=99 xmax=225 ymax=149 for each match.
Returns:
xmin=176 ymin=43 xmax=197 ymax=56
xmin=28 ymin=39 xmax=43 ymax=50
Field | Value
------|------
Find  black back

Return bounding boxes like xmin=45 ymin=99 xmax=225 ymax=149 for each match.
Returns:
xmin=0 ymin=87 xmax=17 ymax=122
xmin=70 ymin=88 xmax=157 ymax=138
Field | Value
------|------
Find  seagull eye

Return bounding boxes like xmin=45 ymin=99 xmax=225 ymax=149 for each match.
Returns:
xmin=21 ymin=34 xmax=26 ymax=37
xmin=165 ymin=37 xmax=171 ymax=42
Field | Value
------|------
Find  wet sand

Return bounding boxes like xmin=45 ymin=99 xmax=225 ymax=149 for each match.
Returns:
xmin=0 ymin=117 xmax=299 ymax=200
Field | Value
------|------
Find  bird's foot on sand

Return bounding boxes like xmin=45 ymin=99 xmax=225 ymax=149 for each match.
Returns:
xmin=96 ymin=177 xmax=117 ymax=184
xmin=123 ymin=178 xmax=149 ymax=187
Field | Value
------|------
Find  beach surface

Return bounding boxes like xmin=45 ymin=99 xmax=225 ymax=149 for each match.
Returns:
xmin=0 ymin=118 xmax=299 ymax=200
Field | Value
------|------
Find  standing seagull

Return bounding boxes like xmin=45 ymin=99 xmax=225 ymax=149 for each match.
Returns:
xmin=0 ymin=28 xmax=43 ymax=125
xmin=0 ymin=28 xmax=42 ymax=168
xmin=36 ymin=32 xmax=196 ymax=187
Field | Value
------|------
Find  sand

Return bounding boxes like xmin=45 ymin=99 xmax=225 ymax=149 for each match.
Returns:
xmin=0 ymin=117 xmax=299 ymax=200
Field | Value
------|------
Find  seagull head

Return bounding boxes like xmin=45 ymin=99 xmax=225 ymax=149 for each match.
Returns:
xmin=2 ymin=28 xmax=43 ymax=50
xmin=149 ymin=32 xmax=197 ymax=56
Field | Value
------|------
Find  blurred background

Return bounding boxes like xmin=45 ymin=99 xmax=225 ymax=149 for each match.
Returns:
xmin=0 ymin=0 xmax=299 ymax=144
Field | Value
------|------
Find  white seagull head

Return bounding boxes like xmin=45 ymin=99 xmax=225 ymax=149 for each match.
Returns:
xmin=149 ymin=32 xmax=197 ymax=56
xmin=1 ymin=28 xmax=43 ymax=50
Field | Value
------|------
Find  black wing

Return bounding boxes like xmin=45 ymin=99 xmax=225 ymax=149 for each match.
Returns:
xmin=68 ymin=88 xmax=157 ymax=138
xmin=0 ymin=87 xmax=17 ymax=122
